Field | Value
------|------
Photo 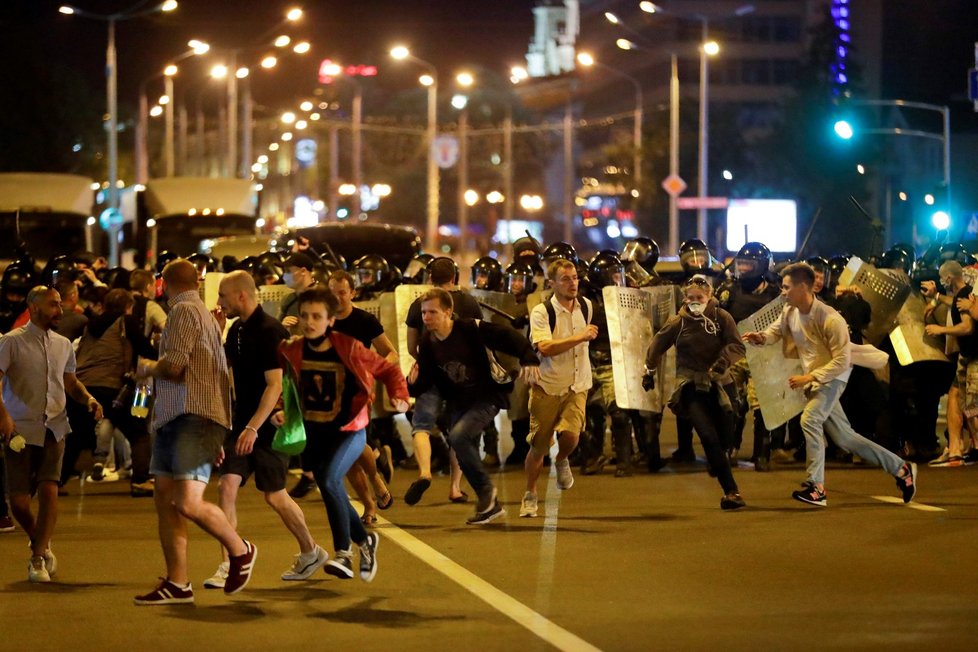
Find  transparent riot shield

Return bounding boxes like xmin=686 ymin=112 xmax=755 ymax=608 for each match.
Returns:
xmin=259 ymin=284 xmax=295 ymax=321
xmin=737 ymin=297 xmax=807 ymax=430
xmin=355 ymin=295 xmax=398 ymax=412
xmin=890 ymin=292 xmax=948 ymax=366
xmin=604 ymin=286 xmax=673 ymax=411
xmin=393 ymin=284 xmax=433 ymax=378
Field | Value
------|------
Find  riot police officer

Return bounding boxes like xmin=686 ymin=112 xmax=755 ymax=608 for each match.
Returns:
xmin=621 ymin=236 xmax=662 ymax=288
xmin=471 ymin=256 xmax=504 ymax=291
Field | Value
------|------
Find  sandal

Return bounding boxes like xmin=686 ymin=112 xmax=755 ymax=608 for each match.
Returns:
xmin=376 ymin=492 xmax=394 ymax=510
xmin=449 ymin=491 xmax=469 ymax=504
xmin=360 ymin=513 xmax=378 ymax=527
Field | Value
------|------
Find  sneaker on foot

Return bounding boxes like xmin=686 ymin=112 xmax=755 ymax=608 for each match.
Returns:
xmin=281 ymin=545 xmax=328 ymax=581
xmin=203 ymin=561 xmax=229 ymax=589
xmin=324 ymin=550 xmax=354 ymax=579
xmin=792 ymin=482 xmax=827 ymax=507
xmin=720 ymin=493 xmax=746 ymax=510
xmin=555 ymin=459 xmax=574 ymax=490
xmin=0 ymin=516 xmax=15 ymax=533
xmin=897 ymin=462 xmax=918 ymax=503
xmin=467 ymin=498 xmax=505 ymax=525
xmin=519 ymin=492 xmax=538 ymax=518
xmin=28 ymin=556 xmax=50 ymax=583
xmin=224 ymin=540 xmax=257 ymax=595
xmin=359 ymin=533 xmax=379 ymax=582
xmin=90 ymin=462 xmax=105 ymax=482
xmin=134 ymin=578 xmax=194 ymax=606
xmin=42 ymin=547 xmax=57 ymax=576
xmin=288 ymin=475 xmax=316 ymax=499
xmin=404 ymin=477 xmax=431 ymax=506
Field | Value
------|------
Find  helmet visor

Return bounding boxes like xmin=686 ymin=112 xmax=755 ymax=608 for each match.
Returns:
xmin=624 ymin=261 xmax=651 ymax=287
xmin=680 ymin=248 xmax=711 ymax=271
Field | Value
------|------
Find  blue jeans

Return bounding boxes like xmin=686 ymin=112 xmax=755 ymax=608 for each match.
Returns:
xmin=411 ymin=387 xmax=442 ymax=434
xmin=150 ymin=414 xmax=227 ymax=482
xmin=800 ymin=379 xmax=904 ymax=485
xmin=306 ymin=428 xmax=367 ymax=552
xmin=447 ymin=401 xmax=500 ymax=501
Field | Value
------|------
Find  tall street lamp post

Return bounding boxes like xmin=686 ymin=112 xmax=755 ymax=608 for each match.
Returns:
xmin=391 ymin=46 xmax=439 ymax=252
xmin=59 ymin=0 xmax=179 ymax=266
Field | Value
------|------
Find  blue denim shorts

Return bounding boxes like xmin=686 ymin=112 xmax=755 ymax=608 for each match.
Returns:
xmin=411 ymin=387 xmax=443 ymax=435
xmin=150 ymin=414 xmax=228 ymax=482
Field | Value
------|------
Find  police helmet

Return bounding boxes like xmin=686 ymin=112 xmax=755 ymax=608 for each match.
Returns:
xmin=541 ymin=242 xmax=579 ymax=271
xmin=41 ymin=255 xmax=76 ymax=286
xmin=156 ymin=250 xmax=179 ymax=275
xmin=621 ymin=237 xmax=659 ymax=272
xmin=504 ymin=260 xmax=537 ymax=295
xmin=587 ymin=250 xmax=625 ymax=288
xmin=678 ymin=239 xmax=714 ymax=275
xmin=471 ymin=256 xmax=503 ymax=291
xmin=878 ymin=246 xmax=916 ymax=276
xmin=734 ymin=242 xmax=773 ymax=280
xmin=403 ymin=254 xmax=434 ymax=284
xmin=1 ymin=264 xmax=36 ymax=297
xmin=352 ymin=254 xmax=390 ymax=291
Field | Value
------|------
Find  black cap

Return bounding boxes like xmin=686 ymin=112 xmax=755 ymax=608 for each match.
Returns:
xmin=283 ymin=252 xmax=317 ymax=271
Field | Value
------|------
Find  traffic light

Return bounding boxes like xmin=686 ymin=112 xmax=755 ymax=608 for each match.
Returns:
xmin=833 ymin=119 xmax=854 ymax=140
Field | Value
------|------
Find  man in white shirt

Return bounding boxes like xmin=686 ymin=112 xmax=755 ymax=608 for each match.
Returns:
xmin=521 ymin=259 xmax=596 ymax=517
xmin=743 ymin=263 xmax=916 ymax=507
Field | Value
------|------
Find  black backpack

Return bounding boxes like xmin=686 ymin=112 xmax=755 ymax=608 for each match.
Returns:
xmin=543 ymin=295 xmax=591 ymax=333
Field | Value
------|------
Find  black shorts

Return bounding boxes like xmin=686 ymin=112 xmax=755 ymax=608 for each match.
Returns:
xmin=218 ymin=431 xmax=289 ymax=493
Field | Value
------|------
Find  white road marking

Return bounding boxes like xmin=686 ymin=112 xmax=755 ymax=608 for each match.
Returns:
xmin=869 ymin=496 xmax=946 ymax=512
xmin=356 ymin=478 xmax=602 ymax=651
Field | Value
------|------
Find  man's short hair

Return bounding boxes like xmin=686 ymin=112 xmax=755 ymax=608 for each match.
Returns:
xmin=130 ymin=269 xmax=155 ymax=291
xmin=328 ymin=270 xmax=356 ymax=290
xmin=221 ymin=270 xmax=258 ymax=299
xmin=284 ymin=252 xmax=317 ymax=271
xmin=297 ymin=286 xmax=339 ymax=315
xmin=939 ymin=261 xmax=964 ymax=279
xmin=428 ymin=258 xmax=457 ymax=286
xmin=547 ymin=258 xmax=576 ymax=281
xmin=162 ymin=259 xmax=199 ymax=290
xmin=27 ymin=285 xmax=56 ymax=306
xmin=420 ymin=287 xmax=453 ymax=312
xmin=105 ymin=288 xmax=134 ymax=314
xmin=781 ymin=262 xmax=816 ymax=288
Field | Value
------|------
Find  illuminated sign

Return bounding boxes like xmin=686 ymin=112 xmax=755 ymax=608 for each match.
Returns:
xmin=318 ymin=59 xmax=379 ymax=84
xmin=726 ymin=199 xmax=797 ymax=253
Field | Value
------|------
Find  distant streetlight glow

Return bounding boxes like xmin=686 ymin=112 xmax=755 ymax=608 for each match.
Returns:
xmin=293 ymin=41 xmax=311 ymax=54
xmin=932 ymin=211 xmax=951 ymax=230
xmin=338 ymin=183 xmax=357 ymax=195
xmin=456 ymin=72 xmax=474 ymax=87
xmin=236 ymin=67 xmax=249 ymax=79
xmin=834 ymin=119 xmax=854 ymax=139
xmin=281 ymin=132 xmax=293 ymax=142
xmin=188 ymin=39 xmax=210 ymax=55
xmin=149 ymin=105 xmax=163 ymax=117
xmin=161 ymin=0 xmax=178 ymax=12
xmin=286 ymin=7 xmax=303 ymax=21
xmin=310 ymin=112 xmax=321 ymax=120
xmin=722 ymin=169 xmax=733 ymax=181
xmin=210 ymin=64 xmax=228 ymax=79
xmin=419 ymin=74 xmax=434 ymax=87
xmin=520 ymin=194 xmax=544 ymax=211
xmin=486 ymin=191 xmax=504 ymax=204
xmin=58 ymin=6 xmax=75 ymax=15
xmin=639 ymin=2 xmax=660 ymax=13
xmin=924 ymin=193 xmax=935 ymax=206
xmin=856 ymin=163 xmax=865 ymax=175
xmin=261 ymin=56 xmax=277 ymax=69
xmin=605 ymin=12 xmax=620 ymax=24
xmin=703 ymin=41 xmax=720 ymax=56
xmin=257 ymin=154 xmax=268 ymax=164
xmin=616 ymin=39 xmax=636 ymax=51
xmin=390 ymin=46 xmax=410 ymax=60
xmin=464 ymin=189 xmax=479 ymax=206
xmin=274 ymin=35 xmax=291 ymax=48
xmin=300 ymin=101 xmax=314 ymax=111
xmin=269 ymin=143 xmax=280 ymax=151
xmin=281 ymin=112 xmax=296 ymax=124
xmin=163 ymin=64 xmax=178 ymax=76
xmin=451 ymin=94 xmax=468 ymax=110
xmin=158 ymin=94 xmax=170 ymax=105
xmin=295 ymin=120 xmax=308 ymax=130
xmin=576 ymin=52 xmax=594 ymax=67
xmin=898 ymin=191 xmax=908 ymax=201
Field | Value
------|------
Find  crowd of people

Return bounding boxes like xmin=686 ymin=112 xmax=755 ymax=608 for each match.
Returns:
xmin=5 ymin=229 xmax=973 ymax=603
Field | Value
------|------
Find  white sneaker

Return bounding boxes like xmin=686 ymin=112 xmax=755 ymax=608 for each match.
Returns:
xmin=43 ymin=548 xmax=57 ymax=576
xmin=92 ymin=470 xmax=120 ymax=483
xmin=281 ymin=545 xmax=328 ymax=581
xmin=28 ymin=556 xmax=50 ymax=583
xmin=203 ymin=561 xmax=229 ymax=589
xmin=519 ymin=492 xmax=538 ymax=518
xmin=555 ymin=459 xmax=574 ymax=490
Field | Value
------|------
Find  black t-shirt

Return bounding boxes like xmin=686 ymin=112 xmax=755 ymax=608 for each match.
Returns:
xmin=226 ymin=306 xmax=289 ymax=441
xmin=406 ymin=289 xmax=483 ymax=330
xmin=425 ymin=324 xmax=485 ymax=403
xmin=300 ymin=343 xmax=358 ymax=434
xmin=332 ymin=307 xmax=384 ymax=348
xmin=951 ymin=285 xmax=978 ymax=358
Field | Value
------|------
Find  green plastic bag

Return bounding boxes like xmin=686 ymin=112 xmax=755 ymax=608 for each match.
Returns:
xmin=272 ymin=374 xmax=306 ymax=455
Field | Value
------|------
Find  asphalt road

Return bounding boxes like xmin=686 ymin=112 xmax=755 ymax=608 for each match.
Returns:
xmin=1 ymin=415 xmax=976 ymax=652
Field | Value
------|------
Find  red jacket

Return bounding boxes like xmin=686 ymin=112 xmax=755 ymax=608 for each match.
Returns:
xmin=278 ymin=331 xmax=408 ymax=433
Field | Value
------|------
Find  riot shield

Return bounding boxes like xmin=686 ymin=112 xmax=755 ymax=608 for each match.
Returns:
xmin=605 ymin=286 xmax=664 ymax=411
xmin=737 ymin=297 xmax=807 ymax=430
xmin=393 ymin=284 xmax=433 ymax=378
xmin=355 ymin=295 xmax=399 ymax=413
xmin=259 ymin=284 xmax=295 ymax=320
xmin=837 ymin=256 xmax=912 ymax=346
xmin=890 ymin=292 xmax=949 ymax=366
xmin=649 ymin=285 xmax=681 ymax=406
xmin=469 ymin=288 xmax=521 ymax=326
xmin=201 ymin=272 xmax=226 ymax=311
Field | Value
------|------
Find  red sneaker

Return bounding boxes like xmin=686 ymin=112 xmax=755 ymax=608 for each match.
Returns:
xmin=134 ymin=578 xmax=194 ymax=606
xmin=224 ymin=540 xmax=257 ymax=595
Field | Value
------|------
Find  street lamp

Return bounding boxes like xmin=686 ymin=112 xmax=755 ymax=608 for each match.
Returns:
xmin=576 ymin=51 xmax=643 ymax=194
xmin=59 ymin=0 xmax=179 ymax=266
xmin=390 ymin=46 xmax=440 ymax=252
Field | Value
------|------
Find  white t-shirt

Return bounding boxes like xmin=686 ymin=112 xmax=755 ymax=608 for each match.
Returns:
xmin=788 ymin=309 xmax=852 ymax=384
xmin=529 ymin=295 xmax=593 ymax=396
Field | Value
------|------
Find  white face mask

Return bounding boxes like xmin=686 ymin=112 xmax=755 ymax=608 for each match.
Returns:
xmin=687 ymin=302 xmax=705 ymax=316
xmin=282 ymin=272 xmax=295 ymax=288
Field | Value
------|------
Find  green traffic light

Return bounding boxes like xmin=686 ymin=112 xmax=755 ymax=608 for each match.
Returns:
xmin=834 ymin=120 xmax=854 ymax=139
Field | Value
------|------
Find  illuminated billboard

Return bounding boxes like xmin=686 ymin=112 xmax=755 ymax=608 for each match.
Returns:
xmin=726 ymin=199 xmax=797 ymax=253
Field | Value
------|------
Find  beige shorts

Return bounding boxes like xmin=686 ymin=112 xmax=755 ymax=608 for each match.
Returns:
xmin=953 ymin=356 xmax=978 ymax=418
xmin=528 ymin=387 xmax=587 ymax=456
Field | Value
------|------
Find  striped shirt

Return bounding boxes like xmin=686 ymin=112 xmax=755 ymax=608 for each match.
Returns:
xmin=152 ymin=290 xmax=232 ymax=431
xmin=0 ymin=321 xmax=77 ymax=445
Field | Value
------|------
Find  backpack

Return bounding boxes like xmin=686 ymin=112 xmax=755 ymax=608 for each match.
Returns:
xmin=543 ymin=295 xmax=591 ymax=334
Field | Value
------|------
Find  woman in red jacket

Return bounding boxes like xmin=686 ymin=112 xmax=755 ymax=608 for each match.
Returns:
xmin=272 ymin=286 xmax=408 ymax=582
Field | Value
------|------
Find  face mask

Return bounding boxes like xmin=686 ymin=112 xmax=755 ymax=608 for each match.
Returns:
xmin=282 ymin=272 xmax=295 ymax=288
xmin=687 ymin=302 xmax=705 ymax=316
xmin=306 ymin=328 xmax=330 ymax=347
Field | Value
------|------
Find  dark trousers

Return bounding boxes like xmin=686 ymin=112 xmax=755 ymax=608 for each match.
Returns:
xmin=446 ymin=401 xmax=499 ymax=501
xmin=681 ymin=384 xmax=738 ymax=495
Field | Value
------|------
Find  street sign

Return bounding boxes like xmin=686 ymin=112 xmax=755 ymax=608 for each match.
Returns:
xmin=676 ymin=196 xmax=729 ymax=210
xmin=99 ymin=207 xmax=123 ymax=230
xmin=432 ymin=135 xmax=459 ymax=169
xmin=661 ymin=174 xmax=686 ymax=197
